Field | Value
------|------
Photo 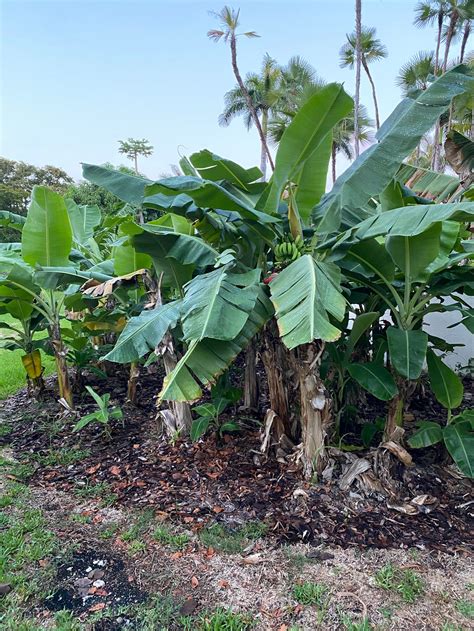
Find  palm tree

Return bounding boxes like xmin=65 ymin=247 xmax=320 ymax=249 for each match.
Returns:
xmin=339 ymin=26 xmax=387 ymax=129
xmin=414 ymin=1 xmax=448 ymax=73
xmin=331 ymin=106 xmax=374 ymax=182
xmin=442 ymin=1 xmax=473 ymax=71
xmin=354 ymin=0 xmax=362 ymax=157
xmin=396 ymin=51 xmax=435 ymax=94
xmin=219 ymin=54 xmax=281 ymax=179
xmin=208 ymin=6 xmax=274 ymax=171
xmin=459 ymin=17 xmax=471 ymax=61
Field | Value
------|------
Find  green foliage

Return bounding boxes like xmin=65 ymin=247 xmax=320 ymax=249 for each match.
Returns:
xmin=73 ymin=386 xmax=123 ymax=434
xmin=198 ymin=608 xmax=255 ymax=631
xmin=198 ymin=521 xmax=267 ymax=555
xmin=374 ymin=564 xmax=424 ymax=602
xmin=153 ymin=524 xmax=190 ymax=550
xmin=408 ymin=410 xmax=473 ymax=477
xmin=292 ymin=581 xmax=329 ymax=607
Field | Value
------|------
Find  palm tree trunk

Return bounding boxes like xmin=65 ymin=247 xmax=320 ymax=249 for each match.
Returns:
xmin=230 ymin=34 xmax=274 ymax=171
xmin=260 ymin=109 xmax=268 ymax=180
xmin=434 ymin=11 xmax=444 ymax=74
xmin=443 ymin=13 xmax=458 ymax=71
xmin=331 ymin=143 xmax=337 ymax=183
xmin=362 ymin=58 xmax=380 ymax=129
xmin=460 ymin=21 xmax=471 ymax=62
xmin=354 ymin=0 xmax=362 ymax=158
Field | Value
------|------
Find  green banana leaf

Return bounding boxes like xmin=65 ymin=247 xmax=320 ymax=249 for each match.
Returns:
xmin=443 ymin=421 xmax=474 ymax=478
xmin=387 ymin=326 xmax=428 ymax=380
xmin=396 ymin=164 xmax=460 ymax=202
xmin=262 ymin=83 xmax=353 ymax=215
xmin=385 ymin=223 xmax=442 ymax=282
xmin=22 ymin=186 xmax=72 ymax=267
xmin=294 ymin=132 xmax=333 ymax=225
xmin=269 ymin=254 xmax=345 ymax=349
xmin=145 ymin=177 xmax=276 ymax=224
xmin=104 ymin=300 xmax=181 ymax=363
xmin=345 ymin=312 xmax=379 ymax=358
xmin=408 ymin=421 xmax=443 ymax=448
xmin=159 ymin=289 xmax=273 ymax=401
xmin=347 ymin=362 xmax=398 ymax=400
xmin=181 ymin=267 xmax=261 ymax=342
xmin=315 ymin=65 xmax=474 ymax=233
xmin=426 ymin=348 xmax=464 ymax=410
xmin=189 ymin=149 xmax=262 ymax=188
xmin=66 ymin=199 xmax=101 ymax=245
xmin=82 ymin=163 xmax=151 ymax=205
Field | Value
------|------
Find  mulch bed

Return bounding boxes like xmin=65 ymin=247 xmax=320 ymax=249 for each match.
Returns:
xmin=1 ymin=370 xmax=473 ymax=555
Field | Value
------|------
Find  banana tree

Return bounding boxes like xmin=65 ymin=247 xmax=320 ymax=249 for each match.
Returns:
xmin=329 ymin=196 xmax=474 ymax=438
xmin=0 ymin=187 xmax=114 ymax=407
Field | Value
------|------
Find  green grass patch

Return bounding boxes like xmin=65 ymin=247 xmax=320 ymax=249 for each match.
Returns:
xmin=198 ymin=521 xmax=267 ymax=555
xmin=153 ymin=524 xmax=190 ymax=550
xmin=374 ymin=564 xmax=424 ymax=603
xmin=292 ymin=581 xmax=329 ymax=607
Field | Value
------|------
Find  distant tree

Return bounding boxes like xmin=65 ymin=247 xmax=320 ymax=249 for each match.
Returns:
xmin=354 ymin=0 xmax=363 ymax=157
xmin=208 ymin=6 xmax=274 ymax=171
xmin=219 ymin=54 xmax=281 ymax=178
xmin=118 ymin=138 xmax=154 ymax=174
xmin=331 ymin=106 xmax=373 ymax=182
xmin=396 ymin=51 xmax=435 ymax=94
xmin=414 ymin=1 xmax=448 ymax=73
xmin=0 ymin=157 xmax=73 ymax=241
xmin=340 ymin=26 xmax=387 ymax=129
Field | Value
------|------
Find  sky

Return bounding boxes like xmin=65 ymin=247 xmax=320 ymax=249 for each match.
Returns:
xmin=0 ymin=0 xmax=445 ymax=181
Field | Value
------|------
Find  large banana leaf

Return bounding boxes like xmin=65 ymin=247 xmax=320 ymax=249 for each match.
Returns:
xmin=181 ymin=267 xmax=261 ymax=342
xmin=82 ymin=163 xmax=151 ymax=205
xmin=294 ymin=132 xmax=333 ymax=225
xmin=263 ymin=84 xmax=353 ymax=215
xmin=426 ymin=349 xmax=463 ymax=410
xmin=387 ymin=326 xmax=428 ymax=380
xmin=66 ymin=199 xmax=101 ymax=244
xmin=104 ymin=300 xmax=181 ymax=363
xmin=346 ymin=202 xmax=474 ymax=242
xmin=345 ymin=312 xmax=379 ymax=358
xmin=22 ymin=186 xmax=72 ymax=267
xmin=385 ymin=224 xmax=442 ymax=282
xmin=315 ymin=65 xmax=474 ymax=232
xmin=342 ymin=239 xmax=395 ymax=281
xmin=269 ymin=254 xmax=345 ymax=349
xmin=131 ymin=224 xmax=219 ymax=291
xmin=145 ymin=177 xmax=276 ymax=224
xmin=396 ymin=164 xmax=460 ymax=202
xmin=189 ymin=149 xmax=262 ymax=188
xmin=347 ymin=362 xmax=398 ymax=401
xmin=443 ymin=421 xmax=474 ymax=478
xmin=159 ymin=289 xmax=273 ymax=401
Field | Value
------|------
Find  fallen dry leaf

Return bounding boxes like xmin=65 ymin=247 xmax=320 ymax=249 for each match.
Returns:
xmin=109 ymin=465 xmax=121 ymax=476
xmin=191 ymin=576 xmax=199 ymax=588
xmin=241 ymin=553 xmax=263 ymax=565
xmin=89 ymin=603 xmax=105 ymax=612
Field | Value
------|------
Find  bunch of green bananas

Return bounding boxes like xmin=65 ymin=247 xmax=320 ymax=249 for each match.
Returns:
xmin=274 ymin=234 xmax=305 ymax=263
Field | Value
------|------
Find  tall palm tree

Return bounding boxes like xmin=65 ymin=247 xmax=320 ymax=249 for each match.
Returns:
xmin=414 ymin=1 xmax=448 ymax=73
xmin=208 ymin=6 xmax=274 ymax=171
xmin=331 ymin=106 xmax=373 ymax=182
xmin=354 ymin=0 xmax=363 ymax=157
xmin=459 ymin=17 xmax=472 ymax=61
xmin=396 ymin=51 xmax=435 ymax=94
xmin=219 ymin=54 xmax=281 ymax=179
xmin=339 ymin=26 xmax=387 ymax=129
xmin=442 ymin=1 xmax=473 ymax=71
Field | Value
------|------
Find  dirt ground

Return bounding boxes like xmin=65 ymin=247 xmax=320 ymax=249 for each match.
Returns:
xmin=1 ymin=374 xmax=473 ymax=630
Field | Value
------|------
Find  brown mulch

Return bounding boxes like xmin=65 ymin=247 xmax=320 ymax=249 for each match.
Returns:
xmin=1 ymin=371 xmax=473 ymax=555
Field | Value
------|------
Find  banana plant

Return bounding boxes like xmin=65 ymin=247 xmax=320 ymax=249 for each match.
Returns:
xmin=0 ymin=187 xmax=115 ymax=407
xmin=330 ymin=197 xmax=474 ymax=438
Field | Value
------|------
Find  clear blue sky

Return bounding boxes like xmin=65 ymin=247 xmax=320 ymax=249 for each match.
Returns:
xmin=1 ymin=0 xmax=443 ymax=181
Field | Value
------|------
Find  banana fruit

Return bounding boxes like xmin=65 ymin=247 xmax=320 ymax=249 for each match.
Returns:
xmin=274 ymin=234 xmax=305 ymax=264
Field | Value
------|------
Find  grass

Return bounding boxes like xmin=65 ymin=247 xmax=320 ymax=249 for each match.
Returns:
xmin=0 ymin=473 xmax=58 ymax=630
xmin=374 ymin=564 xmax=424 ymax=603
xmin=198 ymin=608 xmax=255 ymax=630
xmin=153 ymin=524 xmax=190 ymax=550
xmin=0 ymin=314 xmax=56 ymax=400
xmin=292 ymin=581 xmax=329 ymax=607
xmin=198 ymin=521 xmax=267 ymax=555
xmin=456 ymin=597 xmax=474 ymax=619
